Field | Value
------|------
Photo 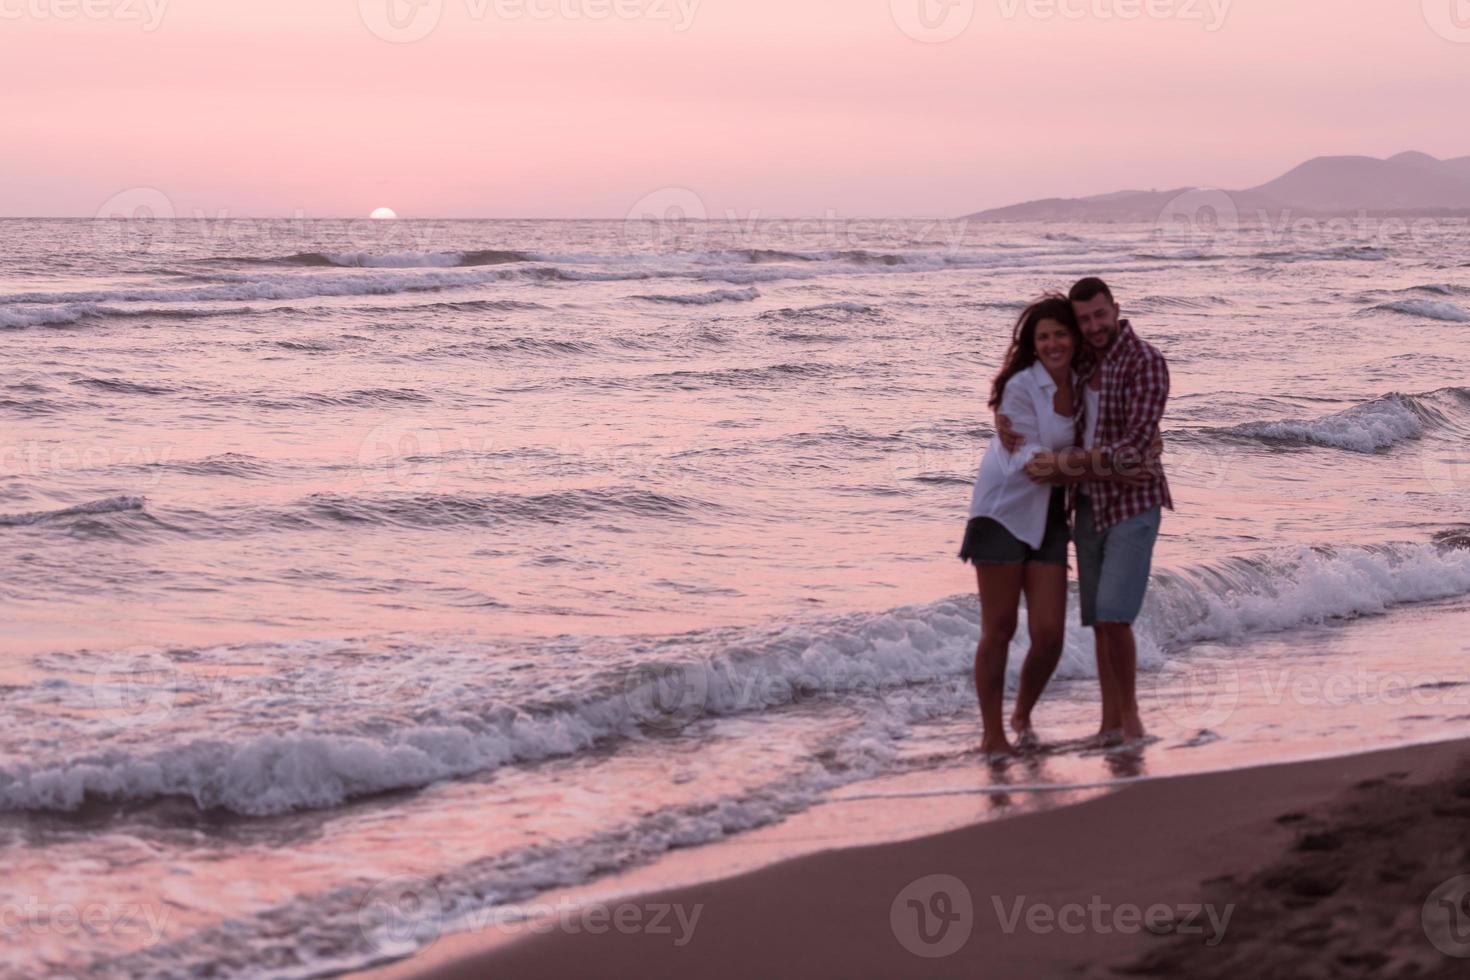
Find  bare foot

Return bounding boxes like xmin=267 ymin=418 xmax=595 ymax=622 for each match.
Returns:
xmin=1010 ymin=714 xmax=1040 ymax=750
xmin=1094 ymin=728 xmax=1125 ymax=748
xmin=980 ymin=736 xmax=1015 ymax=756
xmin=1120 ymin=711 xmax=1146 ymax=741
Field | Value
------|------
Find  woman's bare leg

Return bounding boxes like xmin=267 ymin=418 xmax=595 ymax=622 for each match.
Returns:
xmin=975 ymin=564 xmax=1024 ymax=755
xmin=1012 ymin=561 xmax=1067 ymax=740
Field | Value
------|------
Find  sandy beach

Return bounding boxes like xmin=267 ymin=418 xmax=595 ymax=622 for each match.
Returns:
xmin=376 ymin=739 xmax=1470 ymax=980
xmin=9 ymin=1 xmax=1470 ymax=975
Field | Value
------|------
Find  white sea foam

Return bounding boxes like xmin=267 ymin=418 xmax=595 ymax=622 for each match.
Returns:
xmin=4 ymin=541 xmax=1468 ymax=817
xmin=0 ymin=303 xmax=100 ymax=328
xmin=1372 ymin=299 xmax=1470 ymax=322
xmin=1223 ymin=393 xmax=1429 ymax=451
xmin=0 ymin=267 xmax=532 ymax=307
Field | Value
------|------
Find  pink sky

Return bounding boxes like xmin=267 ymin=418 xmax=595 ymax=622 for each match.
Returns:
xmin=3 ymin=0 xmax=1468 ymax=218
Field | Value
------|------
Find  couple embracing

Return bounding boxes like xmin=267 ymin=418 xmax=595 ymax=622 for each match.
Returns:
xmin=959 ymin=277 xmax=1172 ymax=755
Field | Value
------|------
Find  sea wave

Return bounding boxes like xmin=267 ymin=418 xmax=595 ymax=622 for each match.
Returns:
xmin=758 ymin=301 xmax=880 ymax=322
xmin=1 ymin=302 xmax=307 ymax=329
xmin=295 ymin=487 xmax=713 ymax=530
xmin=1131 ymin=294 xmax=1232 ymax=312
xmin=0 ymin=267 xmax=539 ymax=306
xmin=0 ymin=495 xmax=146 ymax=528
xmin=632 ymin=286 xmax=761 ymax=305
xmin=1370 ymin=299 xmax=1470 ymax=322
xmin=4 ymin=538 xmax=1468 ymax=817
xmin=252 ymin=387 xmax=434 ymax=410
xmin=1397 ymin=283 xmax=1462 ymax=297
xmin=645 ymin=361 xmax=841 ymax=390
xmin=0 ymin=304 xmax=101 ymax=328
xmin=0 ymin=245 xmax=1054 ymax=314
xmin=422 ymin=336 xmax=602 ymax=359
xmin=1210 ymin=389 xmax=1466 ymax=452
xmin=71 ymin=377 xmax=176 ymax=397
xmin=136 ymin=454 xmax=277 ymax=479
xmin=210 ymin=249 xmax=534 ymax=268
xmin=1253 ymin=245 xmax=1389 ymax=262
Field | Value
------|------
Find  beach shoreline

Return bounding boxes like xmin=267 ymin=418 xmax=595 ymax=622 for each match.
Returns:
xmin=365 ymin=738 xmax=1470 ymax=980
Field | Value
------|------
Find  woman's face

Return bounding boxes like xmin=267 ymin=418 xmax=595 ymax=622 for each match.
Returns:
xmin=1033 ymin=318 xmax=1075 ymax=372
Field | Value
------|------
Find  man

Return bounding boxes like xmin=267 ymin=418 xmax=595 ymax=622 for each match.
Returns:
xmin=998 ymin=277 xmax=1171 ymax=741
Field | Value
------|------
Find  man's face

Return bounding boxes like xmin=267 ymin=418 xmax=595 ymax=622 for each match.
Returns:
xmin=1072 ymin=294 xmax=1121 ymax=350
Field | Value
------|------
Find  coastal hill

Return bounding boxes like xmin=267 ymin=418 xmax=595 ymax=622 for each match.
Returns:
xmin=965 ymin=151 xmax=1470 ymax=220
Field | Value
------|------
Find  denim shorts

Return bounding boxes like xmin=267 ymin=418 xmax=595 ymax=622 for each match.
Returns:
xmin=1073 ymin=495 xmax=1161 ymax=626
xmin=958 ymin=487 xmax=1070 ymax=567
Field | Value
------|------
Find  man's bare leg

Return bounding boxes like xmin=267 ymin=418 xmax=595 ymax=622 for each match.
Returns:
xmin=1097 ymin=622 xmax=1144 ymax=739
xmin=1094 ymin=626 xmax=1123 ymax=738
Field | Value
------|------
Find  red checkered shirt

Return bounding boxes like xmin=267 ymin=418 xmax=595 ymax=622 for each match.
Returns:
xmin=1076 ymin=320 xmax=1173 ymax=531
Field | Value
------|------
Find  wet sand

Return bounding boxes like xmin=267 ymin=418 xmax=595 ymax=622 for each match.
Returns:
xmin=382 ymin=738 xmax=1470 ymax=979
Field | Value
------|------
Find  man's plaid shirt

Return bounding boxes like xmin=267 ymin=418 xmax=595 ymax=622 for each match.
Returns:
xmin=1076 ymin=320 xmax=1173 ymax=532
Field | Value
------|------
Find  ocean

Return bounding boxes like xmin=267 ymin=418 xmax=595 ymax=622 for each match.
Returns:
xmin=2 ymin=215 xmax=1468 ymax=978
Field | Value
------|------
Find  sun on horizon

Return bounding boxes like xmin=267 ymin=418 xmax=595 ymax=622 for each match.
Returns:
xmin=369 ymin=207 xmax=397 ymax=220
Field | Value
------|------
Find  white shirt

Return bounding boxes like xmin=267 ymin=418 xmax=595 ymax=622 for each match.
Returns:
xmin=1079 ymin=381 xmax=1101 ymax=497
xmin=967 ymin=361 xmax=1078 ymax=548
xmin=1082 ymin=382 xmax=1101 ymax=450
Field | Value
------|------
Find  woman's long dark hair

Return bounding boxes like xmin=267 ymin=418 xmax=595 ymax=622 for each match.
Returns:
xmin=987 ymin=295 xmax=1085 ymax=409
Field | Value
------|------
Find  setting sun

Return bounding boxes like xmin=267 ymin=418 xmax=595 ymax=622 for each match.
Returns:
xmin=368 ymin=207 xmax=397 ymax=220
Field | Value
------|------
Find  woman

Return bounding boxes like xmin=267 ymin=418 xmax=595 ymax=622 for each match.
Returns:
xmin=959 ymin=295 xmax=1084 ymax=755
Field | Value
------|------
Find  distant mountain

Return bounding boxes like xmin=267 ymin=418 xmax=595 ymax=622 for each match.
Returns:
xmin=964 ymin=152 xmax=1470 ymax=221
